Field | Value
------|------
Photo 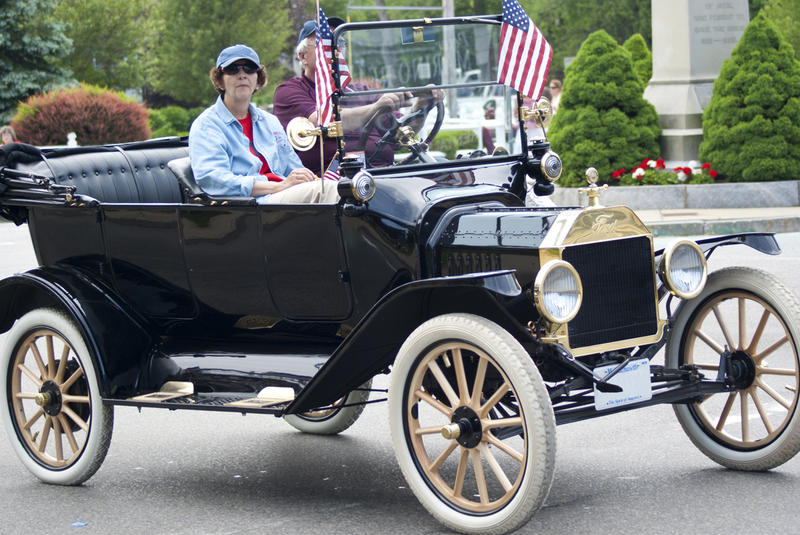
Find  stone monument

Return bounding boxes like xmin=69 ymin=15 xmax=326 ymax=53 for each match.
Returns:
xmin=644 ymin=0 xmax=749 ymax=164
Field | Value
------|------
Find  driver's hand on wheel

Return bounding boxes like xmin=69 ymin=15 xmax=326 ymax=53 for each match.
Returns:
xmin=412 ymin=87 xmax=444 ymax=111
xmin=375 ymin=92 xmax=413 ymax=112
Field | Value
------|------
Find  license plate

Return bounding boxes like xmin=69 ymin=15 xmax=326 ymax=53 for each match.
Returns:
xmin=593 ymin=358 xmax=652 ymax=411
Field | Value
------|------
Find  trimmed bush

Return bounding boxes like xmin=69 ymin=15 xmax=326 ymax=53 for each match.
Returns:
xmin=623 ymin=34 xmax=653 ymax=87
xmin=699 ymin=13 xmax=800 ymax=182
xmin=11 ymin=84 xmax=151 ymax=146
xmin=547 ymin=31 xmax=661 ymax=187
xmin=149 ymin=105 xmax=203 ymax=138
xmin=430 ymin=130 xmax=479 ymax=160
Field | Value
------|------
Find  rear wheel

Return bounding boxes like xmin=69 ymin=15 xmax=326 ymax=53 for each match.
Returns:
xmin=389 ymin=313 xmax=555 ymax=535
xmin=1 ymin=308 xmax=113 ymax=485
xmin=283 ymin=379 xmax=372 ymax=435
xmin=667 ymin=267 xmax=800 ymax=470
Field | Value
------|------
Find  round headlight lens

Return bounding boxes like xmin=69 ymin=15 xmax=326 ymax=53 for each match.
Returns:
xmin=659 ymin=240 xmax=707 ymax=299
xmin=351 ymin=169 xmax=376 ymax=202
xmin=534 ymin=260 xmax=583 ymax=324
xmin=540 ymin=151 xmax=562 ymax=182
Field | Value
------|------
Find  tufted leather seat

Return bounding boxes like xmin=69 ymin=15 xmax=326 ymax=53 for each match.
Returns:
xmin=13 ymin=140 xmax=188 ymax=203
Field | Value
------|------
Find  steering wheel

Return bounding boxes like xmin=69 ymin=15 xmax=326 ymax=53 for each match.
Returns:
xmin=357 ymin=99 xmax=445 ymax=166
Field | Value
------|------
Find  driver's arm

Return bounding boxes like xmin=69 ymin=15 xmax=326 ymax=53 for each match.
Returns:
xmin=309 ymin=92 xmax=410 ymax=131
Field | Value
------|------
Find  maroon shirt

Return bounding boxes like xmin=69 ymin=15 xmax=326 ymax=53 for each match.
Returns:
xmin=273 ymin=74 xmax=394 ymax=171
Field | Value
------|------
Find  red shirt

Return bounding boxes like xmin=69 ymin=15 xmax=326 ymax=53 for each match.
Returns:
xmin=238 ymin=114 xmax=282 ymax=182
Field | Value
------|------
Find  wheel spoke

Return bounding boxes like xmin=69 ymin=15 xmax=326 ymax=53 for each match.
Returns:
xmin=61 ymin=366 xmax=84 ymax=391
xmin=22 ymin=408 xmax=44 ymax=431
xmin=479 ymin=381 xmax=511 ymax=417
xmin=62 ymin=404 xmax=89 ymax=432
xmin=415 ymin=425 xmax=448 ymax=436
xmin=17 ymin=363 xmax=43 ymax=387
xmin=427 ymin=360 xmax=459 ymax=407
xmin=39 ymin=416 xmax=52 ymax=453
xmin=480 ymin=443 xmax=513 ymax=491
xmin=470 ymin=449 xmax=489 ymax=504
xmin=756 ymin=378 xmax=792 ymax=410
xmin=754 ymin=335 xmax=790 ymax=362
xmin=52 ymin=416 xmax=64 ymax=462
xmin=757 ymin=366 xmax=798 ymax=377
xmin=57 ymin=414 xmax=80 ymax=454
xmin=750 ymin=389 xmax=775 ymax=434
xmin=470 ymin=357 xmax=488 ymax=408
xmin=415 ymin=388 xmax=453 ymax=417
xmin=62 ymin=394 xmax=90 ymax=404
xmin=45 ymin=335 xmax=56 ymax=380
xmin=740 ymin=390 xmax=750 ymax=442
xmin=482 ymin=416 xmax=522 ymax=430
xmin=56 ymin=345 xmax=70 ymax=383
xmin=738 ymin=298 xmax=747 ymax=350
xmin=746 ymin=308 xmax=771 ymax=354
xmin=453 ymin=449 xmax=469 ymax=498
xmin=714 ymin=392 xmax=737 ymax=431
xmin=452 ymin=348 xmax=469 ymax=404
xmin=429 ymin=440 xmax=459 ymax=473
xmin=693 ymin=328 xmax=725 ymax=355
xmin=29 ymin=342 xmax=48 ymax=379
xmin=711 ymin=304 xmax=737 ymax=350
xmin=487 ymin=432 xmax=524 ymax=462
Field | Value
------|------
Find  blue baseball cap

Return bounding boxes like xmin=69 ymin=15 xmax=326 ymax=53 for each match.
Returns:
xmin=216 ymin=44 xmax=260 ymax=68
xmin=297 ymin=17 xmax=345 ymax=45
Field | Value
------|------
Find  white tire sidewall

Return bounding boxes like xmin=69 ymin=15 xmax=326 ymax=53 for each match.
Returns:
xmin=283 ymin=379 xmax=372 ymax=435
xmin=1 ymin=308 xmax=110 ymax=484
xmin=389 ymin=313 xmax=555 ymax=534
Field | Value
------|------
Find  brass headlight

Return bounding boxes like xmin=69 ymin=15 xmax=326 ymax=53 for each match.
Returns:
xmin=659 ymin=240 xmax=707 ymax=299
xmin=533 ymin=260 xmax=583 ymax=323
xmin=540 ymin=151 xmax=562 ymax=182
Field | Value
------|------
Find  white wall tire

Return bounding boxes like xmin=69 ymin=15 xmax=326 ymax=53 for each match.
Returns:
xmin=284 ymin=379 xmax=372 ymax=435
xmin=389 ymin=313 xmax=556 ymax=535
xmin=667 ymin=267 xmax=800 ymax=470
xmin=1 ymin=308 xmax=113 ymax=485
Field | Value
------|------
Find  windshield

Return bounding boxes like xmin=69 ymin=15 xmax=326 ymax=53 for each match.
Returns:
xmin=331 ymin=18 xmax=536 ymax=170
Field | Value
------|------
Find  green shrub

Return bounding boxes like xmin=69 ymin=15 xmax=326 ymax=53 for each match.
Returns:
xmin=11 ymin=84 xmax=150 ymax=145
xmin=149 ymin=105 xmax=203 ymax=138
xmin=699 ymin=13 xmax=800 ymax=182
xmin=622 ymin=34 xmax=653 ymax=87
xmin=430 ymin=130 xmax=479 ymax=159
xmin=547 ymin=31 xmax=661 ymax=187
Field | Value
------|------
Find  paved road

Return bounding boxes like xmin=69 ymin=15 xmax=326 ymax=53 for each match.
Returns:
xmin=2 ymin=222 xmax=800 ymax=534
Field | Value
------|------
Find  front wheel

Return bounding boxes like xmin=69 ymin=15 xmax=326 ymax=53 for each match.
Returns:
xmin=1 ymin=308 xmax=113 ymax=485
xmin=389 ymin=313 xmax=555 ymax=535
xmin=667 ymin=267 xmax=800 ymax=470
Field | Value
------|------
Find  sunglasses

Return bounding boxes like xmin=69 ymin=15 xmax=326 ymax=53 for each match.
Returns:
xmin=222 ymin=63 xmax=259 ymax=75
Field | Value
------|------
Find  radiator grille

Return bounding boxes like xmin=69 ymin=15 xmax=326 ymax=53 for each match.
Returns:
xmin=562 ymin=236 xmax=657 ymax=349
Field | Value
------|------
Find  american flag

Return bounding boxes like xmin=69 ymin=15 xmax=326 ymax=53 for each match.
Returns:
xmin=314 ymin=7 xmax=351 ymax=127
xmin=323 ymin=156 xmax=340 ymax=181
xmin=496 ymin=0 xmax=552 ymax=100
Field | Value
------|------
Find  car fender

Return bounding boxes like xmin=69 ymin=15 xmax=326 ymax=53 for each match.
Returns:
xmin=286 ymin=269 xmax=533 ymax=414
xmin=0 ymin=267 xmax=154 ymax=397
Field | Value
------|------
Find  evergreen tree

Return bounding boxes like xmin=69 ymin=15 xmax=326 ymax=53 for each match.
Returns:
xmin=547 ymin=30 xmax=661 ymax=186
xmin=762 ymin=0 xmax=800 ymax=60
xmin=0 ymin=1 xmax=72 ymax=122
xmin=153 ymin=0 xmax=293 ymax=107
xmin=53 ymin=0 xmax=159 ymax=90
xmin=622 ymin=33 xmax=652 ymax=87
xmin=699 ymin=13 xmax=800 ymax=181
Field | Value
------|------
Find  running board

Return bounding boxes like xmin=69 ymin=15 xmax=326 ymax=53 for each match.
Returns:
xmin=108 ymin=385 xmax=296 ymax=415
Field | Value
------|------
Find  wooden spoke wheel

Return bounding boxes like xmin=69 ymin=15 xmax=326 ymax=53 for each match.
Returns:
xmin=1 ymin=309 xmax=112 ymax=485
xmin=390 ymin=314 xmax=555 ymax=535
xmin=668 ymin=267 xmax=800 ymax=470
xmin=284 ymin=379 xmax=372 ymax=435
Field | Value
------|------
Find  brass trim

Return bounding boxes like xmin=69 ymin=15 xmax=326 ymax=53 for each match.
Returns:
xmin=541 ymin=319 xmax=667 ymax=357
xmin=286 ymin=116 xmax=319 ymax=151
xmin=533 ymin=260 xmax=583 ymax=324
xmin=658 ymin=239 xmax=708 ymax=299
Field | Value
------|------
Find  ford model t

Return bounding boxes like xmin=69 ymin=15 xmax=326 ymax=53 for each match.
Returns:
xmin=2 ymin=14 xmax=800 ymax=535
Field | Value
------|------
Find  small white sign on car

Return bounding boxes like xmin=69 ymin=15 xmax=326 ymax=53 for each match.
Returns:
xmin=593 ymin=358 xmax=652 ymax=411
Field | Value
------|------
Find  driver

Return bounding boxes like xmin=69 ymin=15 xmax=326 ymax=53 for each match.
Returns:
xmin=273 ymin=18 xmax=442 ymax=170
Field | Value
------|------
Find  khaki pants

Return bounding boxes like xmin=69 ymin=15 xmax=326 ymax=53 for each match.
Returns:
xmin=267 ymin=180 xmax=339 ymax=204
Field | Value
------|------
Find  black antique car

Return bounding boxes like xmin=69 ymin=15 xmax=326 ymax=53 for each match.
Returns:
xmin=2 ymin=15 xmax=800 ymax=535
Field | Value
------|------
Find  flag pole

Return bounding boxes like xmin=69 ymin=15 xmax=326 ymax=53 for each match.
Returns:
xmin=314 ymin=0 xmax=325 ymax=187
